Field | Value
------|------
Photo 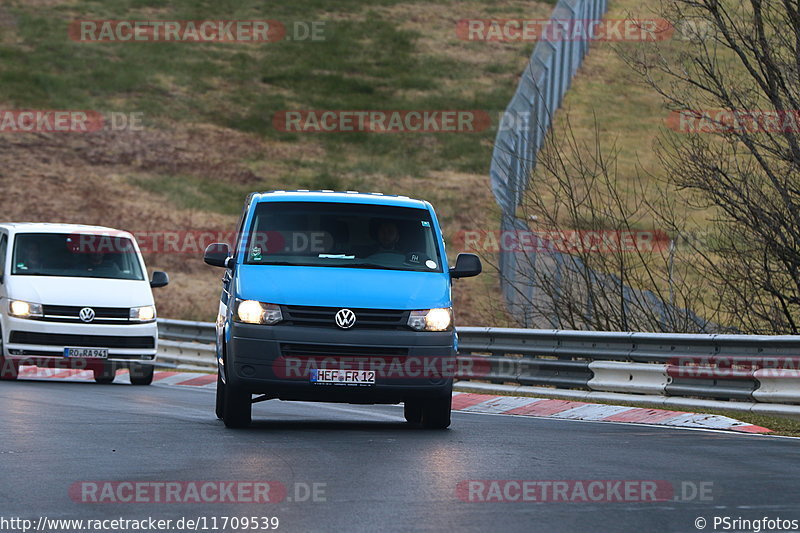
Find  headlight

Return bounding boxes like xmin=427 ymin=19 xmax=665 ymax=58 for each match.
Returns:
xmin=130 ymin=305 xmax=156 ymax=322
xmin=407 ymin=308 xmax=453 ymax=332
xmin=234 ymin=299 xmax=283 ymax=325
xmin=8 ymin=300 xmax=43 ymax=319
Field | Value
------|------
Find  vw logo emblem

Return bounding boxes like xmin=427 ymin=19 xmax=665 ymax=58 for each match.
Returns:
xmin=334 ymin=308 xmax=356 ymax=329
xmin=79 ymin=307 xmax=96 ymax=323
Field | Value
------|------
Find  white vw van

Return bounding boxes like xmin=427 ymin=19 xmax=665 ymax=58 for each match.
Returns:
xmin=0 ymin=223 xmax=168 ymax=384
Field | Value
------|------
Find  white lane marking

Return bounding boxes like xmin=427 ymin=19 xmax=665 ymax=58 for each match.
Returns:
xmin=660 ymin=412 xmax=744 ymax=430
xmin=458 ymin=395 xmax=544 ymax=413
xmin=548 ymin=403 xmax=634 ymax=420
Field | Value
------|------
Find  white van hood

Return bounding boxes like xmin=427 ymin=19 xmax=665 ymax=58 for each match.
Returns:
xmin=7 ymin=275 xmax=154 ymax=307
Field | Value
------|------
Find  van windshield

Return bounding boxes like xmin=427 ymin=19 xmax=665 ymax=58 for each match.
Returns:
xmin=243 ymin=202 xmax=444 ymax=272
xmin=11 ymin=233 xmax=145 ymax=280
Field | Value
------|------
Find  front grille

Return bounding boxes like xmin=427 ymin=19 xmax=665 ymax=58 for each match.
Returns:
xmin=9 ymin=331 xmax=155 ymax=349
xmin=40 ymin=305 xmax=131 ymax=324
xmin=282 ymin=305 xmax=409 ymax=329
xmin=280 ymin=343 xmax=409 ymax=358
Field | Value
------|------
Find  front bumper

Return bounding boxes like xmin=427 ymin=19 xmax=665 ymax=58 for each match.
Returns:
xmin=225 ymin=323 xmax=455 ymax=404
xmin=2 ymin=315 xmax=158 ymax=366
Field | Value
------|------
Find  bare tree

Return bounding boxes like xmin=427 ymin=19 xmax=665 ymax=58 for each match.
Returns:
xmin=619 ymin=0 xmax=800 ymax=333
xmin=480 ymin=114 xmax=718 ymax=332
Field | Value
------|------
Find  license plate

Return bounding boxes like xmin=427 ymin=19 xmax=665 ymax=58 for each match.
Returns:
xmin=310 ymin=369 xmax=375 ymax=386
xmin=63 ymin=347 xmax=109 ymax=359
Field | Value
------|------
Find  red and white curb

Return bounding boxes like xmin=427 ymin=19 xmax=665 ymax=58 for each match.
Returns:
xmin=13 ymin=368 xmax=771 ymax=433
xmin=451 ymin=392 xmax=771 ymax=434
xmin=14 ymin=367 xmax=217 ymax=388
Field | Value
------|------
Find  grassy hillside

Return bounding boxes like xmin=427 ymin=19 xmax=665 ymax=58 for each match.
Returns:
xmin=0 ymin=0 xmax=560 ymax=324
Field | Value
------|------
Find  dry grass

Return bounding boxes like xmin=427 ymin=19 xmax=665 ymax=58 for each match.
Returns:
xmin=0 ymin=0 xmax=564 ymax=326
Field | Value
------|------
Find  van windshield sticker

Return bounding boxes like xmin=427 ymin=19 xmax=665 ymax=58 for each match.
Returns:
xmin=421 ymin=221 xmax=430 ymax=227
xmin=426 ymin=260 xmax=437 ymax=269
xmin=319 ymin=254 xmax=355 ymax=259
xmin=251 ymin=247 xmax=262 ymax=261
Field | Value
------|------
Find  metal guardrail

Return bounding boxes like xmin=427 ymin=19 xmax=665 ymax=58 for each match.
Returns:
xmin=158 ymin=318 xmax=215 ymax=344
xmin=157 ymin=319 xmax=800 ymax=405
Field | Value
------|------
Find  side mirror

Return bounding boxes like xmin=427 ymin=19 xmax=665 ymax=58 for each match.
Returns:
xmin=204 ymin=243 xmax=232 ymax=268
xmin=450 ymin=253 xmax=482 ymax=279
xmin=149 ymin=271 xmax=169 ymax=288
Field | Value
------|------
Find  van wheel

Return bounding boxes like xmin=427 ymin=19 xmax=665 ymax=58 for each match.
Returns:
xmin=129 ymin=364 xmax=154 ymax=386
xmin=421 ymin=395 xmax=452 ymax=429
xmin=404 ymin=400 xmax=423 ymax=424
xmin=0 ymin=357 xmax=19 ymax=380
xmin=222 ymin=381 xmax=251 ymax=428
xmin=215 ymin=372 xmax=225 ymax=420
xmin=93 ymin=364 xmax=116 ymax=384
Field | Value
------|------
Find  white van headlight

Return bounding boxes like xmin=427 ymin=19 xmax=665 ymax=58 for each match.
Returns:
xmin=407 ymin=308 xmax=453 ymax=332
xmin=234 ymin=299 xmax=283 ymax=325
xmin=8 ymin=300 xmax=43 ymax=319
xmin=130 ymin=305 xmax=156 ymax=322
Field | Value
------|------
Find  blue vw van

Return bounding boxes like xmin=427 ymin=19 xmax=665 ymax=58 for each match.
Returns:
xmin=204 ymin=191 xmax=481 ymax=428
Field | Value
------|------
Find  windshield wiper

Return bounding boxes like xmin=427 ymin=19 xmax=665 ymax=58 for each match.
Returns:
xmin=348 ymin=263 xmax=423 ymax=271
xmin=247 ymin=261 xmax=421 ymax=271
xmin=249 ymin=261 xmax=307 ymax=266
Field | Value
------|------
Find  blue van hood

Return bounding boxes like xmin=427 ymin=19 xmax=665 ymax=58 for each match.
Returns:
xmin=235 ymin=265 xmax=451 ymax=309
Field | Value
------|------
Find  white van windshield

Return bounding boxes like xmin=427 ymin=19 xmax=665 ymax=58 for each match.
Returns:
xmin=11 ymin=233 xmax=145 ymax=281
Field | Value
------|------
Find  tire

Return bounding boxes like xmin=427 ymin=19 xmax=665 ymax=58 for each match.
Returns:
xmin=129 ymin=363 xmax=154 ymax=386
xmin=215 ymin=372 xmax=225 ymax=420
xmin=0 ymin=357 xmax=19 ymax=381
xmin=404 ymin=400 xmax=423 ymax=424
xmin=222 ymin=379 xmax=251 ymax=428
xmin=421 ymin=395 xmax=452 ymax=429
xmin=93 ymin=363 xmax=116 ymax=384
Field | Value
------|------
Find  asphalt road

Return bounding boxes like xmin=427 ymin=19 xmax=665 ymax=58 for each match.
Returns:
xmin=1 ymin=379 xmax=799 ymax=533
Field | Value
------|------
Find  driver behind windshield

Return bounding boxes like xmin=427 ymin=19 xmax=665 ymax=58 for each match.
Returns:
xmin=377 ymin=221 xmax=401 ymax=251
xmin=84 ymin=252 xmax=122 ymax=276
xmin=367 ymin=219 xmax=405 ymax=256
xmin=16 ymin=241 xmax=43 ymax=272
